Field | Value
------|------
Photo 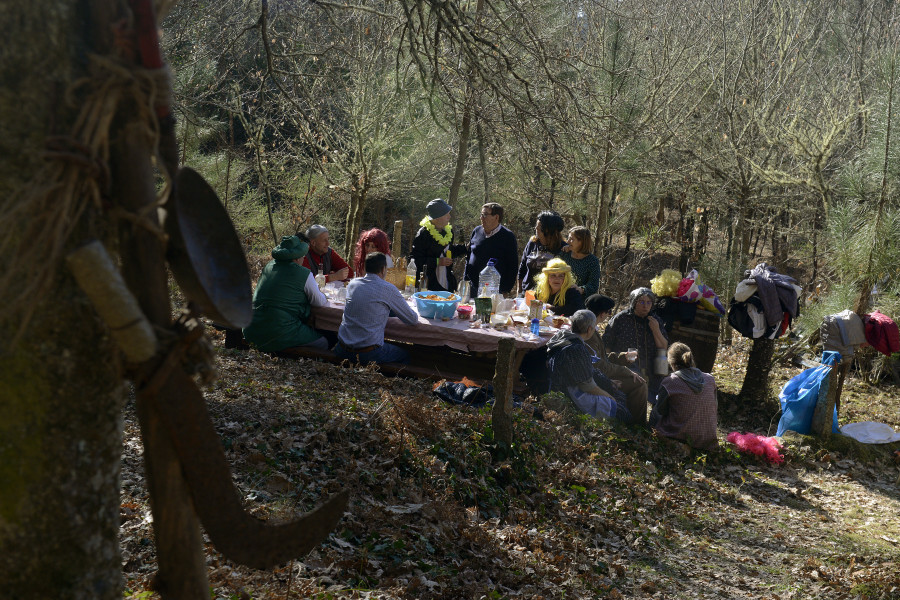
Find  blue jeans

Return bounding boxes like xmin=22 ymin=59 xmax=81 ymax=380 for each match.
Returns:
xmin=335 ymin=342 xmax=410 ymax=365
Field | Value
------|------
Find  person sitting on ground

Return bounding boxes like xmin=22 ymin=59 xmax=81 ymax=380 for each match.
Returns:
xmin=560 ymin=226 xmax=602 ymax=297
xmin=650 ymin=342 xmax=718 ymax=450
xmin=546 ymin=309 xmax=631 ymax=422
xmin=334 ymin=252 xmax=419 ymax=365
xmin=601 ymin=286 xmax=669 ymax=402
xmin=242 ymin=234 xmax=329 ymax=353
xmin=534 ymin=258 xmax=585 ymax=317
xmin=354 ymin=228 xmax=393 ymax=277
xmin=584 ymin=294 xmax=649 ymax=425
xmin=303 ymin=224 xmax=353 ymax=283
xmin=517 ymin=210 xmax=566 ymax=292
xmin=410 ymin=198 xmax=466 ymax=292
xmin=464 ymin=202 xmax=519 ymax=295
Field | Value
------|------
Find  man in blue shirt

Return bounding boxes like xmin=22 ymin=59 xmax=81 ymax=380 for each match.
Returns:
xmin=464 ymin=202 xmax=518 ymax=295
xmin=335 ymin=252 xmax=420 ymax=364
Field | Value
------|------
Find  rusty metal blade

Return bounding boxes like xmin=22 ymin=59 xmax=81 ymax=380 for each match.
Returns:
xmin=139 ymin=368 xmax=348 ymax=569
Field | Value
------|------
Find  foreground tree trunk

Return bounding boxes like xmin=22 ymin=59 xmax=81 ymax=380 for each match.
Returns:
xmin=739 ymin=337 xmax=776 ymax=405
xmin=0 ymin=2 xmax=124 ymax=598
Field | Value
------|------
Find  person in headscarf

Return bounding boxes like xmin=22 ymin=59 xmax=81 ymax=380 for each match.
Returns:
xmin=601 ymin=287 xmax=669 ymax=402
xmin=242 ymin=234 xmax=329 ymax=352
xmin=517 ymin=210 xmax=566 ymax=292
xmin=545 ymin=309 xmax=632 ymax=422
xmin=534 ymin=258 xmax=584 ymax=317
xmin=410 ymin=198 xmax=466 ymax=292
xmin=354 ymin=228 xmax=393 ymax=277
xmin=650 ymin=342 xmax=718 ymax=449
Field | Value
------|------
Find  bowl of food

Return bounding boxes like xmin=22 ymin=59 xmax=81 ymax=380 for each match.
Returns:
xmin=413 ymin=291 xmax=460 ymax=319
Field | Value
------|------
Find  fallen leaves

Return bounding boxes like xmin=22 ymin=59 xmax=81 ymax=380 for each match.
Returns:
xmin=119 ymin=333 xmax=900 ymax=599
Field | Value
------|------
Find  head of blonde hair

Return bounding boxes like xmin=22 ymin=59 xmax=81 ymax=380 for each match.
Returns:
xmin=535 ymin=258 xmax=575 ymax=307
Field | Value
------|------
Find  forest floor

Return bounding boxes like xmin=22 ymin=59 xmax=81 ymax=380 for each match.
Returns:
xmin=121 ymin=332 xmax=900 ymax=600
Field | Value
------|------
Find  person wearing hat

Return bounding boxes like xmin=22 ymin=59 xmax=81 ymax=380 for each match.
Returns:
xmin=517 ymin=210 xmax=566 ymax=292
xmin=464 ymin=202 xmax=518 ymax=295
xmin=410 ymin=198 xmax=466 ymax=292
xmin=302 ymin=224 xmax=353 ymax=283
xmin=584 ymin=294 xmax=649 ymax=425
xmin=601 ymin=287 xmax=669 ymax=403
xmin=243 ymin=235 xmax=329 ymax=352
xmin=533 ymin=258 xmax=584 ymax=317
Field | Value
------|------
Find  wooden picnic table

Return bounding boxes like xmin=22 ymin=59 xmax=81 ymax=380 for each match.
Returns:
xmin=310 ymin=296 xmax=549 ymax=386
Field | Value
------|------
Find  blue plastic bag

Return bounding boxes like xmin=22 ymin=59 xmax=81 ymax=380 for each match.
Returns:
xmin=776 ymin=351 xmax=841 ymax=436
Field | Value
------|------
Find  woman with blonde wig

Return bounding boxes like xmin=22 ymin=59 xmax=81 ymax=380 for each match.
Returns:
xmin=535 ymin=258 xmax=585 ymax=317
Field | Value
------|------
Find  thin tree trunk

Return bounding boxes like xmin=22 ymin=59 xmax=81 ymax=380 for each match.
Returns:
xmin=476 ymin=119 xmax=490 ymax=203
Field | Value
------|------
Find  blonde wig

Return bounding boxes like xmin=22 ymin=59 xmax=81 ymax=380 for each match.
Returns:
xmin=535 ymin=258 xmax=575 ymax=307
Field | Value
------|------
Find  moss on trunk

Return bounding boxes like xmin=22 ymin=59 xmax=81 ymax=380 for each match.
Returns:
xmin=0 ymin=2 xmax=125 ymax=598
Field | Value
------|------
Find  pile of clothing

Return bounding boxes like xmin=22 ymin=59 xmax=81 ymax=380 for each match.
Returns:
xmin=650 ymin=268 xmax=726 ymax=315
xmin=727 ymin=263 xmax=802 ymax=339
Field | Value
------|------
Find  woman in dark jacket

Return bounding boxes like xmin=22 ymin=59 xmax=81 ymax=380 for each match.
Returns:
xmin=517 ymin=210 xmax=565 ymax=292
xmin=601 ymin=287 xmax=669 ymax=402
xmin=410 ymin=198 xmax=466 ymax=292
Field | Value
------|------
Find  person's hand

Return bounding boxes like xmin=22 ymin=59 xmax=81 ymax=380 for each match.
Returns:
xmin=329 ymin=267 xmax=349 ymax=281
xmin=631 ymin=372 xmax=645 ymax=384
xmin=647 ymin=315 xmax=661 ymax=333
xmin=611 ymin=379 xmax=622 ymax=389
xmin=438 ymin=257 xmax=453 ymax=266
xmin=560 ymin=244 xmax=571 ymax=253
xmin=576 ymin=286 xmax=584 ymax=294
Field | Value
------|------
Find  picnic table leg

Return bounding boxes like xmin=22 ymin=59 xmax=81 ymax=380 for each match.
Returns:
xmin=492 ymin=338 xmax=517 ymax=445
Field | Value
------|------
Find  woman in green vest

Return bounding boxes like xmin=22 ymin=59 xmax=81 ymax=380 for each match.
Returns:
xmin=243 ymin=235 xmax=329 ymax=352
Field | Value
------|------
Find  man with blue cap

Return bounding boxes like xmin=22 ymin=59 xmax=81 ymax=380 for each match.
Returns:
xmin=410 ymin=198 xmax=466 ymax=292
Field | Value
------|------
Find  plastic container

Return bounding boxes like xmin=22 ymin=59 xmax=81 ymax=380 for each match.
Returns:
xmin=530 ymin=318 xmax=540 ymax=336
xmin=457 ymin=304 xmax=473 ymax=320
xmin=406 ymin=258 xmax=417 ymax=291
xmin=478 ymin=259 xmax=501 ymax=299
xmin=413 ymin=291 xmax=460 ymax=319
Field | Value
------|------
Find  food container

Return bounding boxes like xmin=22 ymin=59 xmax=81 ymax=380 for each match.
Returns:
xmin=413 ymin=291 xmax=461 ymax=319
xmin=456 ymin=304 xmax=474 ymax=320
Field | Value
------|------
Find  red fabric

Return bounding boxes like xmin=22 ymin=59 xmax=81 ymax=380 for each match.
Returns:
xmin=303 ymin=248 xmax=353 ymax=282
xmin=726 ymin=432 xmax=784 ymax=464
xmin=863 ymin=310 xmax=900 ymax=356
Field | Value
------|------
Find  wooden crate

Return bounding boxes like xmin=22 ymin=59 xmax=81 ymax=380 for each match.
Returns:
xmin=667 ymin=309 xmax=721 ymax=373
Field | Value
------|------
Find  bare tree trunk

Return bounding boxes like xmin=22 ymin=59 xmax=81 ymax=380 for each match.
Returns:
xmin=740 ymin=337 xmax=776 ymax=405
xmin=0 ymin=2 xmax=123 ymax=597
xmin=476 ymin=119 xmax=490 ymax=202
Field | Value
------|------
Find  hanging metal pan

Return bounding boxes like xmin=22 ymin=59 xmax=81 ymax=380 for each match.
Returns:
xmin=166 ymin=167 xmax=252 ymax=329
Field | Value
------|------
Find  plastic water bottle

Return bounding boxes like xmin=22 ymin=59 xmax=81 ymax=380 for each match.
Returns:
xmin=478 ymin=259 xmax=501 ymax=299
xmin=406 ymin=258 xmax=417 ymax=291
xmin=530 ymin=318 xmax=541 ymax=337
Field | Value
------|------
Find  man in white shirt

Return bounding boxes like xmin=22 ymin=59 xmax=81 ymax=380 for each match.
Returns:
xmin=335 ymin=252 xmax=419 ymax=364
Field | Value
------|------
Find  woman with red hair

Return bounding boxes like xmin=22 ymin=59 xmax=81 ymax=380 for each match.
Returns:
xmin=354 ymin=228 xmax=393 ymax=276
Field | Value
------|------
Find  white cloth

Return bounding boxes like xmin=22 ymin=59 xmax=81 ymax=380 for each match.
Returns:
xmin=840 ymin=422 xmax=900 ymax=444
xmin=304 ymin=272 xmax=328 ymax=307
xmin=734 ymin=280 xmax=758 ymax=302
xmin=747 ymin=304 xmax=767 ymax=338
xmin=436 ymin=247 xmax=450 ymax=290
